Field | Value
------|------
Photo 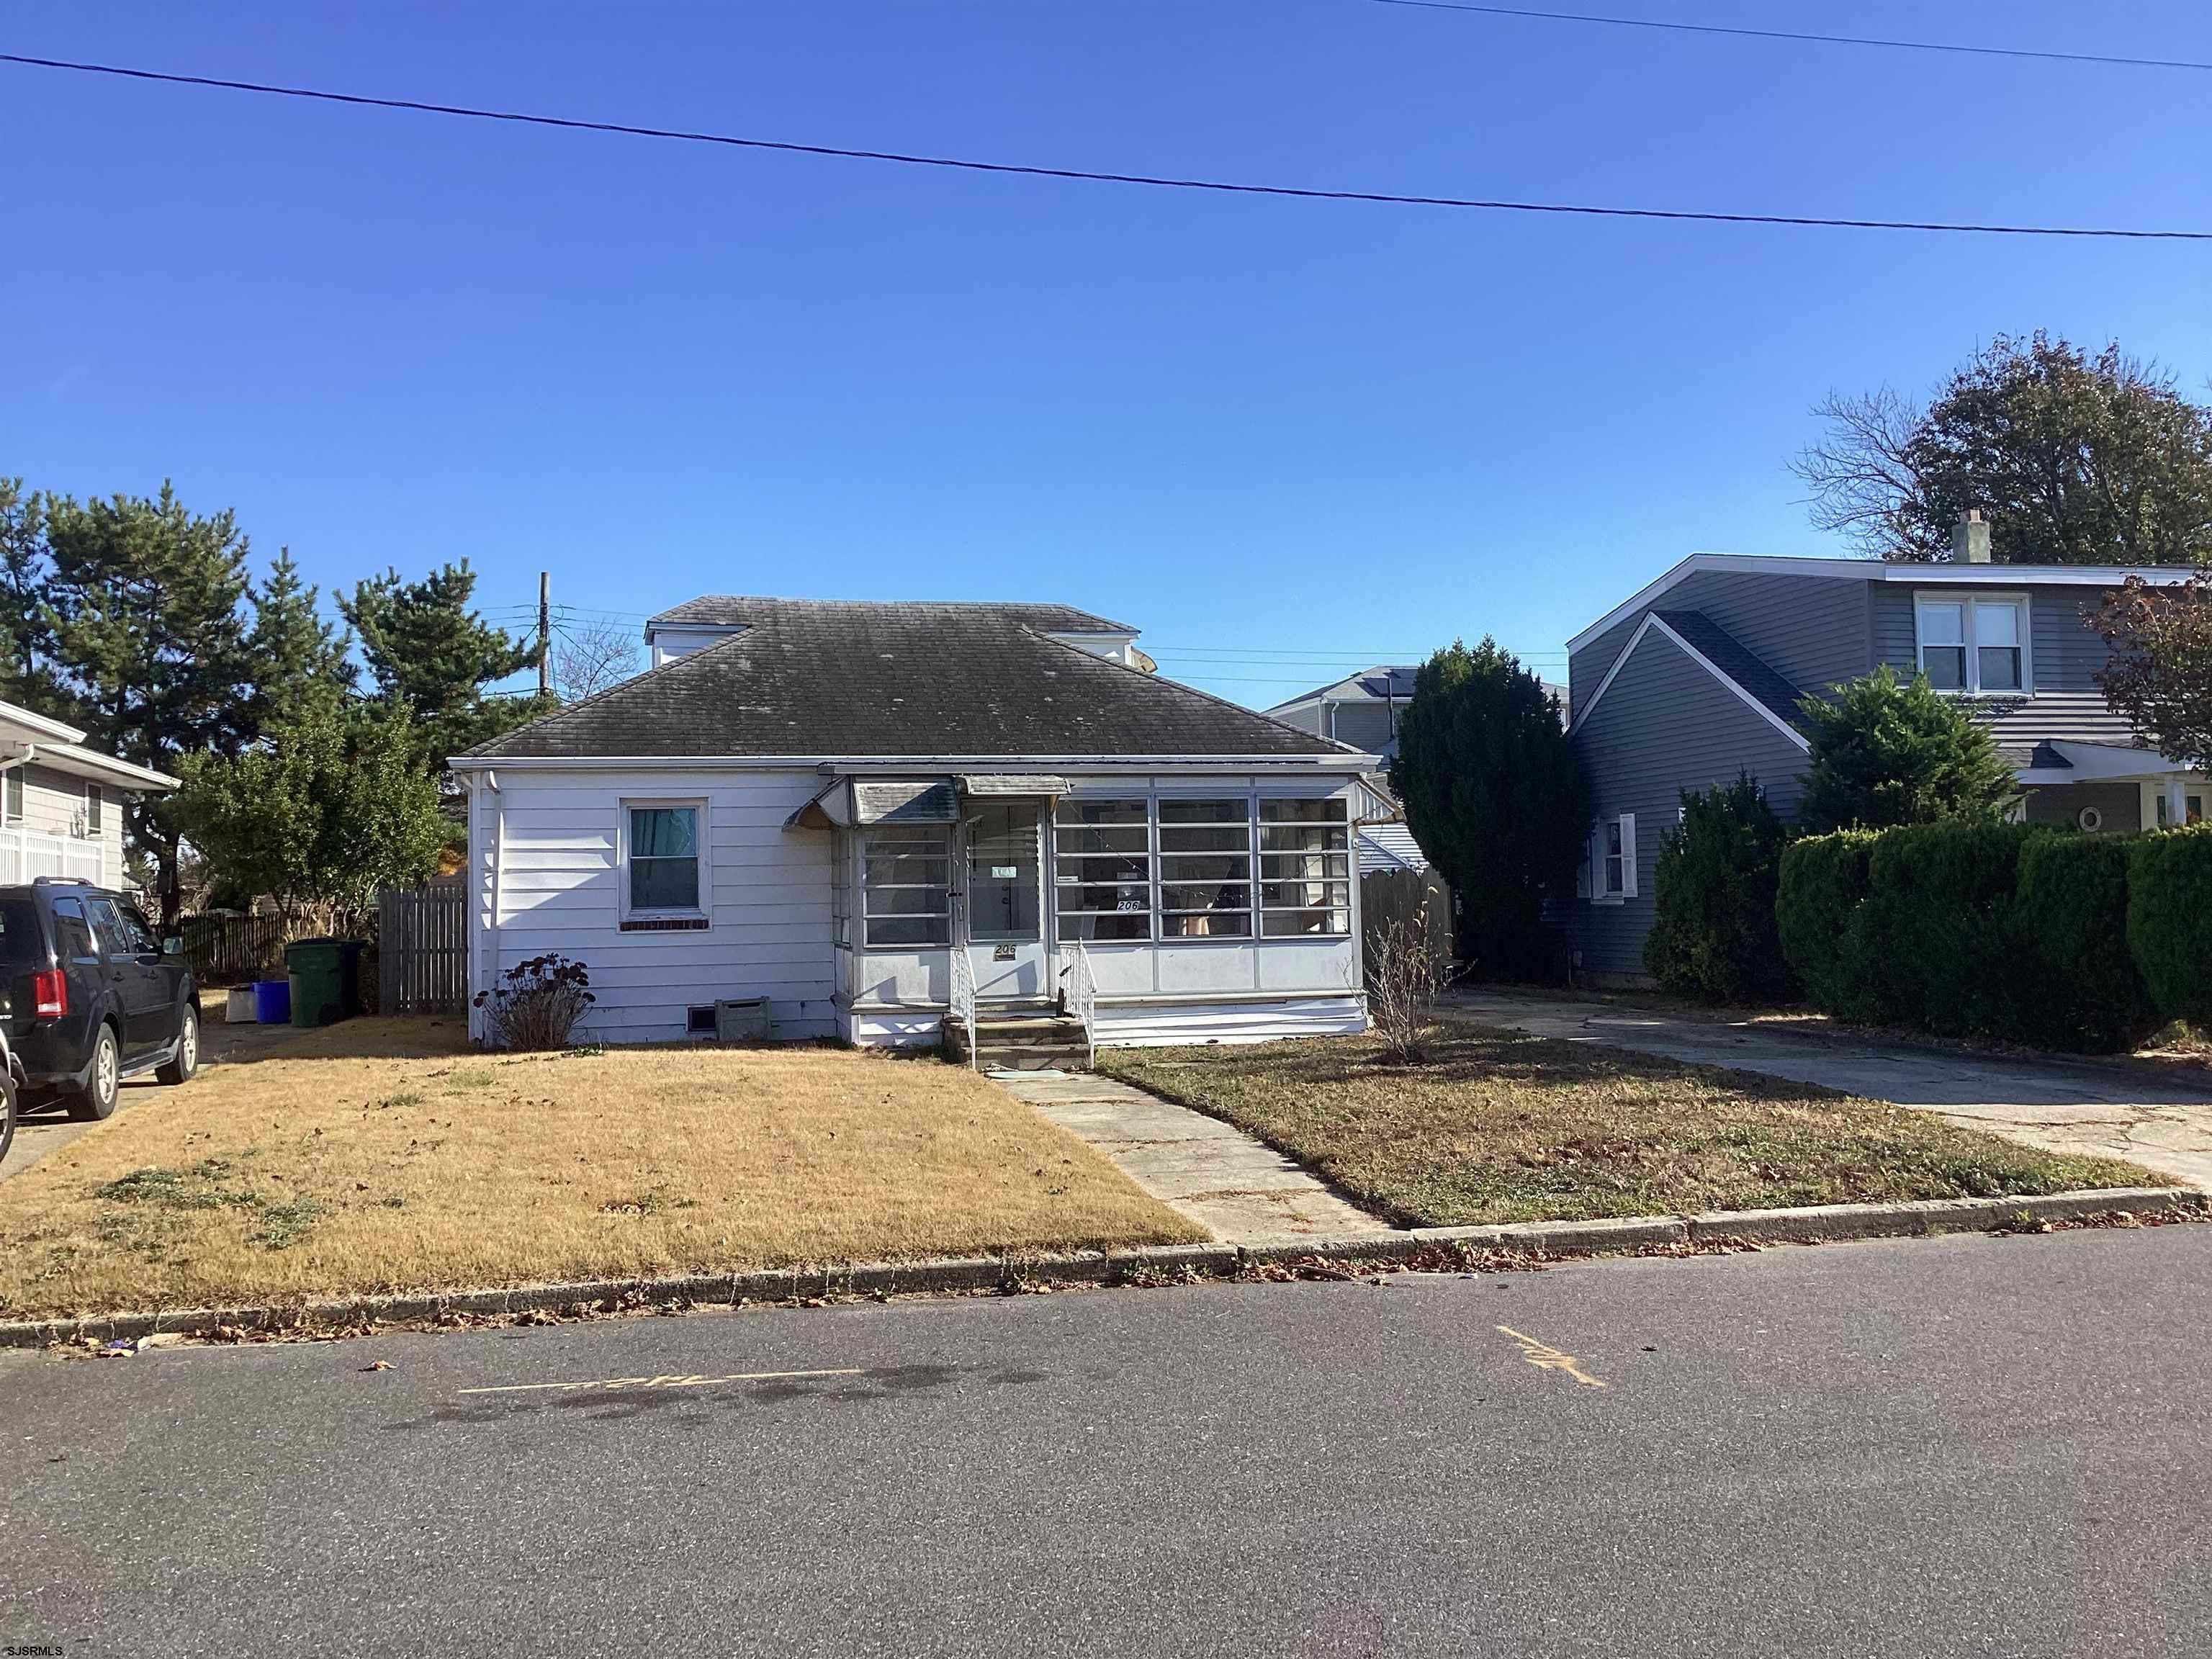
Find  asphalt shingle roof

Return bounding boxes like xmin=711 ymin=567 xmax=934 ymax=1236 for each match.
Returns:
xmin=1653 ymin=610 xmax=1809 ymax=733
xmin=468 ymin=599 xmax=1350 ymax=761
xmin=645 ymin=595 xmax=1136 ymax=634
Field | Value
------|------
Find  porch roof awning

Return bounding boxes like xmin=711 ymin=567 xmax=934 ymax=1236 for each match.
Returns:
xmin=956 ymin=773 xmax=1071 ymax=797
xmin=2015 ymin=740 xmax=2190 ymax=786
xmin=786 ymin=777 xmax=959 ymax=830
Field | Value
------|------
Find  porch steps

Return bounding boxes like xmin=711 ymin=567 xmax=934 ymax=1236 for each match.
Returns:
xmin=949 ymin=1008 xmax=1092 ymax=1071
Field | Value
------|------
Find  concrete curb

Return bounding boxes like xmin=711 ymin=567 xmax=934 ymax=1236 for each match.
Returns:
xmin=5 ymin=1186 xmax=2200 ymax=1349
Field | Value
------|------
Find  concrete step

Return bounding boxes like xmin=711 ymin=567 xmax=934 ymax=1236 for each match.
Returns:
xmin=974 ymin=1043 xmax=1092 ymax=1071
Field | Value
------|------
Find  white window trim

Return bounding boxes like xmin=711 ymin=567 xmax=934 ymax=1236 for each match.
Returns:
xmin=83 ymin=781 xmax=102 ymax=840
xmin=1 ymin=764 xmax=20 ymax=827
xmin=619 ymin=797 xmax=710 ymax=925
xmin=1590 ymin=813 xmax=1637 ymax=905
xmin=1914 ymin=592 xmax=2031 ymax=696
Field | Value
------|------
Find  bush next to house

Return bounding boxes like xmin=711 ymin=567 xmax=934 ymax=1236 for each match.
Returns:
xmin=1776 ymin=830 xmax=1877 ymax=1018
xmin=1795 ymin=667 xmax=2018 ymax=833
xmin=1643 ymin=773 xmax=1795 ymax=1004
xmin=2018 ymin=833 xmax=2152 ymax=1051
xmin=2127 ymin=824 xmax=2212 ymax=1028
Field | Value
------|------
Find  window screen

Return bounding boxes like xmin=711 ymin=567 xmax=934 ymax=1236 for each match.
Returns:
xmin=1053 ymin=799 xmax=1151 ymax=942
xmin=863 ymin=828 xmax=951 ymax=946
xmin=1157 ymin=799 xmax=1251 ymax=938
xmin=1258 ymin=798 xmax=1350 ymax=936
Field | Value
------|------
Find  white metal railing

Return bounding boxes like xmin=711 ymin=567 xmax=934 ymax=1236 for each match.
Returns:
xmin=1064 ymin=940 xmax=1098 ymax=1069
xmin=949 ymin=940 xmax=979 ymax=1070
xmin=0 ymin=826 xmax=102 ymax=886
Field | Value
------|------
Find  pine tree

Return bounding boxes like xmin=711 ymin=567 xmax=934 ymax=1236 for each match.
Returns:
xmin=248 ymin=549 xmax=355 ymax=726
xmin=1796 ymin=667 xmax=2018 ymax=832
xmin=339 ymin=560 xmax=549 ymax=778
xmin=43 ymin=483 xmax=262 ymax=920
xmin=1389 ymin=639 xmax=1585 ymax=977
xmin=0 ymin=479 xmax=66 ymax=716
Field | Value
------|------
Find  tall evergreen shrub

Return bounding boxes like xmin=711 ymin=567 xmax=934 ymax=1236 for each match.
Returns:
xmin=2016 ymin=834 xmax=2149 ymax=1051
xmin=1643 ymin=774 xmax=1795 ymax=1003
xmin=1776 ymin=831 xmax=1877 ymax=1017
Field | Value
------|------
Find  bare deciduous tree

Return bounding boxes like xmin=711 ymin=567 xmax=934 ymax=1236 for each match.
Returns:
xmin=1790 ymin=385 xmax=1928 ymax=560
xmin=552 ymin=617 xmax=644 ymax=703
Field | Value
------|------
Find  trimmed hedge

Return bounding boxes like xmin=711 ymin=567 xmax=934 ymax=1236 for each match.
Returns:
xmin=1780 ymin=821 xmax=2195 ymax=1052
xmin=2018 ymin=833 xmax=2150 ymax=1051
xmin=1775 ymin=831 xmax=1876 ymax=1019
xmin=1857 ymin=821 xmax=2038 ymax=1039
xmin=2128 ymin=825 xmax=2212 ymax=1029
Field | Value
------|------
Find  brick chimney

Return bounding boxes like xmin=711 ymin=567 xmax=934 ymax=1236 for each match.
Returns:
xmin=1951 ymin=510 xmax=1992 ymax=564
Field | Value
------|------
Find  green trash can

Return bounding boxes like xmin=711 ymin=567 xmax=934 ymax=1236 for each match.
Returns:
xmin=286 ymin=938 xmax=367 ymax=1028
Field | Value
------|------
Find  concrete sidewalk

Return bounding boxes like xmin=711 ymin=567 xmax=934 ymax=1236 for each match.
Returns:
xmin=1447 ymin=989 xmax=2212 ymax=1190
xmin=992 ymin=1069 xmax=1393 ymax=1246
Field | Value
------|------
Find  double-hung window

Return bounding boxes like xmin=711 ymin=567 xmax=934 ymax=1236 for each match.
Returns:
xmin=862 ymin=828 xmax=951 ymax=946
xmin=3 ymin=768 xmax=22 ymax=824
xmin=623 ymin=801 xmax=705 ymax=925
xmin=1157 ymin=799 xmax=1251 ymax=938
xmin=1053 ymin=800 xmax=1151 ymax=941
xmin=84 ymin=783 xmax=103 ymax=838
xmin=1591 ymin=814 xmax=1637 ymax=902
xmin=1258 ymin=798 xmax=1351 ymax=936
xmin=1916 ymin=595 xmax=2027 ymax=693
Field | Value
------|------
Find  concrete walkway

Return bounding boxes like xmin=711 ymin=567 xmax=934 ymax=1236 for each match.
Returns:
xmin=1447 ymin=989 xmax=2212 ymax=1191
xmin=990 ymin=1069 xmax=1393 ymax=1246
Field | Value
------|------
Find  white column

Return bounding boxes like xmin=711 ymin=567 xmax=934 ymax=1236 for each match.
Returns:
xmin=2167 ymin=775 xmax=2189 ymax=830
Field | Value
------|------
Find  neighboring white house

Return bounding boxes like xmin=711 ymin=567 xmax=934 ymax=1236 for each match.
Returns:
xmin=0 ymin=698 xmax=174 ymax=891
xmin=454 ymin=599 xmax=1382 ymax=1052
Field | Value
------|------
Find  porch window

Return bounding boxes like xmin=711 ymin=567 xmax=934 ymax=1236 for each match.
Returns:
xmin=624 ymin=802 xmax=703 ymax=918
xmin=84 ymin=783 xmax=102 ymax=838
xmin=1915 ymin=595 xmax=2027 ymax=693
xmin=1258 ymin=797 xmax=1351 ymax=936
xmin=863 ymin=827 xmax=951 ymax=946
xmin=1158 ymin=799 xmax=1251 ymax=938
xmin=3 ymin=768 xmax=19 ymax=824
xmin=2157 ymin=790 xmax=2206 ymax=827
xmin=1053 ymin=799 xmax=1151 ymax=941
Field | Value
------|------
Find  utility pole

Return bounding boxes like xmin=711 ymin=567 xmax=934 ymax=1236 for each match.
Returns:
xmin=537 ymin=571 xmax=552 ymax=697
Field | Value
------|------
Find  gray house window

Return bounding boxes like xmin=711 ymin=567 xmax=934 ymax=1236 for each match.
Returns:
xmin=863 ymin=828 xmax=950 ymax=947
xmin=1915 ymin=595 xmax=2026 ymax=693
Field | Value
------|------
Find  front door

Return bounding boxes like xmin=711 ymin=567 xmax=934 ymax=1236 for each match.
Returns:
xmin=966 ymin=801 xmax=1047 ymax=1002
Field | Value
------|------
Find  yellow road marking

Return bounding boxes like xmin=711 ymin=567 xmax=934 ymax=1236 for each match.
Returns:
xmin=1496 ymin=1326 xmax=1607 ymax=1389
xmin=459 ymin=1367 xmax=863 ymax=1396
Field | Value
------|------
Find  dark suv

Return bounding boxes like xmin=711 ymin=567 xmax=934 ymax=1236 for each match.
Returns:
xmin=0 ymin=880 xmax=200 ymax=1125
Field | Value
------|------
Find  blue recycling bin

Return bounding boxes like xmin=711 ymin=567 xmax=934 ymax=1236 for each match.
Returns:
xmin=253 ymin=978 xmax=292 ymax=1025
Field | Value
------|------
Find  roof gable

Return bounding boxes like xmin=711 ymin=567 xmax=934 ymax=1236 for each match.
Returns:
xmin=1573 ymin=610 xmax=1810 ymax=754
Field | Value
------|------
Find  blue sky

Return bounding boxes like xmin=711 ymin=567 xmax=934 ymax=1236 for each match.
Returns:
xmin=5 ymin=1 xmax=2208 ymax=704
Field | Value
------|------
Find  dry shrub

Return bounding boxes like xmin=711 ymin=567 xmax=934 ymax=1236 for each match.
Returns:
xmin=1364 ymin=894 xmax=1447 ymax=1063
xmin=474 ymin=953 xmax=595 ymax=1050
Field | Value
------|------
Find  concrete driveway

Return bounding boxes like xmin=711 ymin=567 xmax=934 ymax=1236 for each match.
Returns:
xmin=1446 ymin=989 xmax=2212 ymax=1191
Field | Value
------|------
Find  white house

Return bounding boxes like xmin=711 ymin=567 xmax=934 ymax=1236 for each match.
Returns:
xmin=0 ymin=698 xmax=174 ymax=890
xmin=454 ymin=598 xmax=1381 ymax=1058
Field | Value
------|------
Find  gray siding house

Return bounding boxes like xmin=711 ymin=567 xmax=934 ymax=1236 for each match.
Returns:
xmin=1558 ymin=535 xmax=2206 ymax=981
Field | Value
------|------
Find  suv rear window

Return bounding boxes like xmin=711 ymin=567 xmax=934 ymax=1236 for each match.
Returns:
xmin=0 ymin=899 xmax=49 ymax=971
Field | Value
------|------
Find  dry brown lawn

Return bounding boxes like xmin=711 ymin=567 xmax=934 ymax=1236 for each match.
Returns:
xmin=0 ymin=1019 xmax=1200 ymax=1318
xmin=1099 ymin=1025 xmax=2165 ymax=1228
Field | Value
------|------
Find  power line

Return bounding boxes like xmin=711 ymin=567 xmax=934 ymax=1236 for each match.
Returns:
xmin=4 ymin=51 xmax=2207 ymax=241
xmin=1365 ymin=0 xmax=2212 ymax=74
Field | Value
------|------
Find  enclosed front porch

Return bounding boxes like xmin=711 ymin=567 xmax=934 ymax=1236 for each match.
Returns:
xmin=791 ymin=771 xmax=1371 ymax=1061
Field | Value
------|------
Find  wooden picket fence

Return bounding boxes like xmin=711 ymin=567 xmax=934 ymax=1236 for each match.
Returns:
xmin=378 ymin=878 xmax=469 ymax=1015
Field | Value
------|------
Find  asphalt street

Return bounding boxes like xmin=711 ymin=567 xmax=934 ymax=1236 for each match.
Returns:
xmin=5 ymin=1226 xmax=2210 ymax=1657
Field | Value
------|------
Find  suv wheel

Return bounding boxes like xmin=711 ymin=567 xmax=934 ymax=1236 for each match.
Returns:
xmin=157 ymin=1004 xmax=199 ymax=1086
xmin=68 ymin=1025 xmax=120 ymax=1122
xmin=0 ymin=1069 xmax=15 ymax=1166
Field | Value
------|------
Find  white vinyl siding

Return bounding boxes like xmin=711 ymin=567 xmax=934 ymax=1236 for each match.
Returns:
xmin=479 ymin=770 xmax=837 ymax=1043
